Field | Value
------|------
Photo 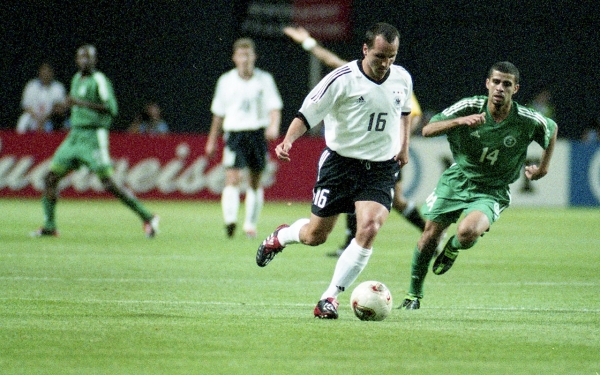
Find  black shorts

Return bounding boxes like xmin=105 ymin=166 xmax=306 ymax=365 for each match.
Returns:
xmin=311 ymin=148 xmax=400 ymax=217
xmin=222 ymin=129 xmax=267 ymax=173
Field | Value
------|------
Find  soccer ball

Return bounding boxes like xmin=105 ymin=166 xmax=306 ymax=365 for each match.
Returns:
xmin=350 ymin=280 xmax=393 ymax=321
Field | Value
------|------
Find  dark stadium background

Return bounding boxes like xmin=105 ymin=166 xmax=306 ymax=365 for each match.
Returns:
xmin=1 ymin=0 xmax=597 ymax=139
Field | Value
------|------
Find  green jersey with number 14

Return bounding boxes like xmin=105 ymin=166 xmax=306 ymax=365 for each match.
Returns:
xmin=431 ymin=95 xmax=557 ymax=187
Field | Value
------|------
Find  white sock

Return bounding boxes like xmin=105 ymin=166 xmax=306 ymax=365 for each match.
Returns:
xmin=243 ymin=187 xmax=263 ymax=232
xmin=321 ymin=239 xmax=372 ymax=299
xmin=277 ymin=218 xmax=309 ymax=246
xmin=221 ymin=185 xmax=239 ymax=224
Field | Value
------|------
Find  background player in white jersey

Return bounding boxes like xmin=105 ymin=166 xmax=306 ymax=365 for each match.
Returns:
xmin=283 ymin=26 xmax=429 ymax=256
xmin=400 ymin=61 xmax=558 ymax=310
xmin=206 ymin=38 xmax=283 ymax=239
xmin=256 ymin=23 xmax=412 ymax=319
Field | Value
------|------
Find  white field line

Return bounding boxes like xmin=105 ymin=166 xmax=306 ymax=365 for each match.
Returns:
xmin=1 ymin=297 xmax=599 ymax=314
xmin=0 ymin=276 xmax=598 ymax=287
xmin=0 ymin=276 xmax=327 ymax=284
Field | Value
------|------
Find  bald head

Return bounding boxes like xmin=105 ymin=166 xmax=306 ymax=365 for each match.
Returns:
xmin=76 ymin=44 xmax=97 ymax=74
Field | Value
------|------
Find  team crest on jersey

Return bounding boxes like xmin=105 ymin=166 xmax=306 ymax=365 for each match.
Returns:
xmin=503 ymin=135 xmax=517 ymax=148
xmin=392 ymin=90 xmax=405 ymax=110
xmin=394 ymin=95 xmax=402 ymax=109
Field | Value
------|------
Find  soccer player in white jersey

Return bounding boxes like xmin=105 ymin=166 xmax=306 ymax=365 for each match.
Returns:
xmin=283 ymin=25 xmax=430 ymax=257
xmin=206 ymin=38 xmax=283 ymax=239
xmin=256 ymin=23 xmax=413 ymax=319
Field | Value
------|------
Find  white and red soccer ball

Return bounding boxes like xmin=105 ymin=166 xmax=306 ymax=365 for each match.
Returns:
xmin=350 ymin=280 xmax=393 ymax=321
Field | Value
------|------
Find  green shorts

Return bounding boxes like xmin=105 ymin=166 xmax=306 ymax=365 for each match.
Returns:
xmin=50 ymin=127 xmax=113 ymax=178
xmin=421 ymin=164 xmax=510 ymax=226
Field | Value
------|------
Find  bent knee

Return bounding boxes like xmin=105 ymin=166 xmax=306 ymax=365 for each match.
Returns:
xmin=302 ymin=234 xmax=328 ymax=246
xmin=301 ymin=227 xmax=330 ymax=246
xmin=456 ymin=226 xmax=483 ymax=245
xmin=100 ymin=176 xmax=115 ymax=189
xmin=418 ymin=223 xmax=447 ymax=252
xmin=360 ymin=219 xmax=383 ymax=237
xmin=43 ymin=172 xmax=61 ymax=198
xmin=44 ymin=171 xmax=59 ymax=187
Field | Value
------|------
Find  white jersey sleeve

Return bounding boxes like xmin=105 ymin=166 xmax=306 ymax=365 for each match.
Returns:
xmin=21 ymin=79 xmax=66 ymax=117
xmin=211 ymin=68 xmax=283 ymax=132
xmin=21 ymin=80 xmax=39 ymax=110
xmin=299 ymin=60 xmax=413 ymax=161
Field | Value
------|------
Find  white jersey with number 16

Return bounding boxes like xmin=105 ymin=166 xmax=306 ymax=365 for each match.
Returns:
xmin=299 ymin=60 xmax=413 ymax=162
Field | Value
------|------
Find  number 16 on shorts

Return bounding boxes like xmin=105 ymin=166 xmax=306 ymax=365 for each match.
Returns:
xmin=313 ymin=188 xmax=330 ymax=208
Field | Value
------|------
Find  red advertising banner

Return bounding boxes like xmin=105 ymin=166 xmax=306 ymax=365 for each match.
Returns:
xmin=0 ymin=131 xmax=325 ymax=201
xmin=292 ymin=0 xmax=352 ymax=41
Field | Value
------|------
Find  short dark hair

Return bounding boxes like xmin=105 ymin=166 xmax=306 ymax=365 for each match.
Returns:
xmin=233 ymin=37 xmax=256 ymax=53
xmin=488 ymin=61 xmax=520 ymax=84
xmin=363 ymin=22 xmax=400 ymax=49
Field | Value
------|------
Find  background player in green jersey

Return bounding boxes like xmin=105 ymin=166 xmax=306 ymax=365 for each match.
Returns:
xmin=400 ymin=61 xmax=558 ymax=310
xmin=32 ymin=45 xmax=159 ymax=238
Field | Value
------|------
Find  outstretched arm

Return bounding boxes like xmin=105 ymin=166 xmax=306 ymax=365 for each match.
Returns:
xmin=283 ymin=26 xmax=348 ymax=69
xmin=422 ymin=113 xmax=486 ymax=137
xmin=525 ymin=125 xmax=558 ymax=180
xmin=275 ymin=117 xmax=309 ymax=162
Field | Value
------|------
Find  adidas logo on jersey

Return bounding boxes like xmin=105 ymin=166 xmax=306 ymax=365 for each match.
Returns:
xmin=357 ymin=96 xmax=365 ymax=104
xmin=470 ymin=130 xmax=481 ymax=138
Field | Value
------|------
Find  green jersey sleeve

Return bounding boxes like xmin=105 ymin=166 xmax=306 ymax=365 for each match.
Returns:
xmin=431 ymin=96 xmax=557 ymax=187
xmin=69 ymin=71 xmax=118 ymax=129
xmin=94 ymin=72 xmax=118 ymax=118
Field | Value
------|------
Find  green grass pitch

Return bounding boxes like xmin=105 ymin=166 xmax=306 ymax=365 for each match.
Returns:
xmin=1 ymin=198 xmax=599 ymax=374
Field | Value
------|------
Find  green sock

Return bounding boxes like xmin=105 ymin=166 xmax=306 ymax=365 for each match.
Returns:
xmin=407 ymin=245 xmax=434 ymax=299
xmin=42 ymin=196 xmax=56 ymax=230
xmin=450 ymin=235 xmax=461 ymax=249
xmin=450 ymin=235 xmax=477 ymax=250
xmin=107 ymin=184 xmax=153 ymax=222
xmin=120 ymin=195 xmax=153 ymax=222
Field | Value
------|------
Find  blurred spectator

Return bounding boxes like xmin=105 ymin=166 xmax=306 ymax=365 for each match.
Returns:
xmin=16 ymin=62 xmax=68 ymax=134
xmin=581 ymin=114 xmax=600 ymax=143
xmin=527 ymin=88 xmax=555 ymax=119
xmin=128 ymin=101 xmax=169 ymax=134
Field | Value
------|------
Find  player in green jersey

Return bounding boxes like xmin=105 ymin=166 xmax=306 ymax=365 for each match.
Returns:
xmin=32 ymin=45 xmax=159 ymax=238
xmin=399 ymin=61 xmax=558 ymax=309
